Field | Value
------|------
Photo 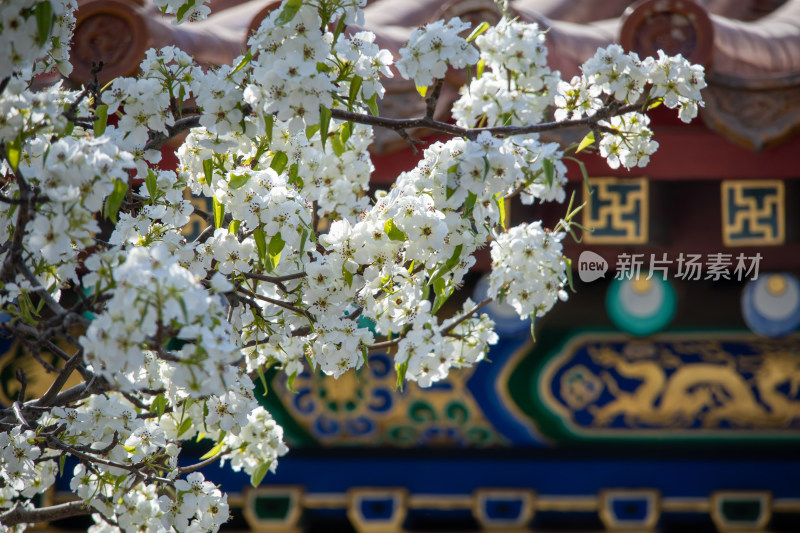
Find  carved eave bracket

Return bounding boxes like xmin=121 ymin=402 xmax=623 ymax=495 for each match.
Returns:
xmin=620 ymin=0 xmax=800 ymax=152
xmin=702 ymin=72 xmax=800 ymax=151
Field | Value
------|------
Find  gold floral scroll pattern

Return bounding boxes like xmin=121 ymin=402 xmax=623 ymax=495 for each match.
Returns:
xmin=272 ymin=352 xmax=505 ymax=447
xmin=583 ymin=177 xmax=649 ymax=244
xmin=540 ymin=333 xmax=800 ymax=434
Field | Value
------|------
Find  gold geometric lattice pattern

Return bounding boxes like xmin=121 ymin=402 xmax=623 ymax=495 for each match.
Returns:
xmin=721 ymin=180 xmax=785 ymax=246
xmin=583 ymin=177 xmax=649 ymax=244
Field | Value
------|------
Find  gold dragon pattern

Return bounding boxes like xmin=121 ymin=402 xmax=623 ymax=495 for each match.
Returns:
xmin=566 ymin=340 xmax=800 ymax=429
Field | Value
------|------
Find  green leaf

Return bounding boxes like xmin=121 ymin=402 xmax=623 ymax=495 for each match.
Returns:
xmin=648 ymin=99 xmax=662 ymax=110
xmin=288 ymin=162 xmax=302 ymax=188
xmin=384 ymin=219 xmax=407 ymax=241
xmin=305 ymin=123 xmax=320 ymax=141
xmin=35 ymin=1 xmax=53 ymax=46
xmin=349 ymin=76 xmax=363 ymax=108
xmin=232 ymin=49 xmax=253 ymax=75
xmin=122 ymin=445 xmax=137 ymax=454
xmin=201 ymin=159 xmax=213 ymax=186
xmin=93 ymin=104 xmax=108 ymax=137
xmin=6 ymin=135 xmax=22 ymax=172
xmin=199 ymin=441 xmax=224 ymax=461
xmin=286 ymin=372 xmax=297 ymax=393
xmin=395 ymin=362 xmax=408 ymax=391
xmin=250 ymin=461 xmax=270 ymax=487
xmin=104 ymin=178 xmax=128 ymax=223
xmin=268 ymin=232 xmax=285 ymax=271
xmin=253 ymin=228 xmax=267 ymax=266
xmin=416 ymin=84 xmax=428 ymax=97
xmin=342 ymin=262 xmax=353 ymax=288
xmin=333 ymin=15 xmax=347 ymax=41
xmin=175 ymin=0 xmax=196 ymax=22
xmin=275 ymin=0 xmax=302 ymax=25
xmin=429 ymin=244 xmax=463 ymax=288
xmin=228 ymin=219 xmax=240 ymax=235
xmin=152 ymin=394 xmax=168 ymax=418
xmin=466 ymin=21 xmax=489 ymax=42
xmin=270 ymin=151 xmax=288 ymax=174
xmin=228 ymin=172 xmax=250 ymax=189
xmin=177 ymin=85 xmax=187 ymax=113
xmin=178 ymin=295 xmax=189 ymax=323
xmin=299 ymin=228 xmax=309 ymax=254
xmin=340 ymin=121 xmax=352 ymax=143
xmin=59 ymin=454 xmax=66 ymax=477
xmin=564 ymin=155 xmax=592 ymax=195
xmin=177 ymin=417 xmax=193 ymax=437
xmin=576 ymin=131 xmax=595 ymax=153
xmin=496 ymin=194 xmax=507 ymax=231
xmin=366 ymin=93 xmax=379 ymax=117
xmin=431 ymin=276 xmax=453 ymax=314
xmin=319 ymin=105 xmax=331 ymax=151
xmin=145 ymin=169 xmax=158 ymax=200
xmin=330 ymin=134 xmax=345 ymax=157
xmin=213 ymin=196 xmax=225 ymax=228
xmin=543 ymin=158 xmax=554 ymax=184
xmin=265 ymin=114 xmax=274 ymax=144
xmin=565 ymin=257 xmax=576 ymax=292
xmin=463 ymin=191 xmax=477 ymax=217
xmin=476 ymin=58 xmax=485 ymax=79
xmin=256 ymin=366 xmax=269 ymax=396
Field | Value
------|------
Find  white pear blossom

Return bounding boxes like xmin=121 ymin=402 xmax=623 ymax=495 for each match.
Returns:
xmin=0 ymin=1 xmax=707 ymax=530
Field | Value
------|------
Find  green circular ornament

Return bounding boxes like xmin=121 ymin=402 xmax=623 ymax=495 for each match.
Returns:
xmin=606 ymin=276 xmax=676 ymax=336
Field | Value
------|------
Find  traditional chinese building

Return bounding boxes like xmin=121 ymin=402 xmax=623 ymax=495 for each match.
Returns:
xmin=4 ymin=0 xmax=800 ymax=530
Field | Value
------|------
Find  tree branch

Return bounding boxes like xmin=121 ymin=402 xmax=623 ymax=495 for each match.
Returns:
xmin=0 ymin=500 xmax=91 ymax=527
xmin=329 ymin=101 xmax=641 ymax=141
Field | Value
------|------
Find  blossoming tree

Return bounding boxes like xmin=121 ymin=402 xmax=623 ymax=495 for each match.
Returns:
xmin=0 ymin=0 xmax=705 ymax=530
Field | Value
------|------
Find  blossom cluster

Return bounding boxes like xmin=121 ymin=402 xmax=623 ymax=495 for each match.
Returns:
xmin=0 ymin=0 xmax=707 ymax=531
xmin=488 ymin=222 xmax=569 ymax=319
xmin=557 ymin=44 xmax=706 ymax=168
xmin=0 ymin=0 xmax=76 ymax=78
xmin=396 ymin=17 xmax=479 ymax=89
xmin=453 ymin=18 xmax=560 ymax=127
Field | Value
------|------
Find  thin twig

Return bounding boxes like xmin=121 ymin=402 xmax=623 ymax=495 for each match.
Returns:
xmin=36 ymin=346 xmax=89 ymax=407
xmin=178 ymin=447 xmax=228 ymax=475
xmin=15 ymin=368 xmax=27 ymax=403
xmin=12 ymin=401 xmax=30 ymax=428
xmin=242 ymin=271 xmax=307 ymax=284
xmin=236 ymin=286 xmax=311 ymax=319
xmin=425 ymin=78 xmax=444 ymax=120
xmin=45 ymin=435 xmax=173 ymax=484
xmin=441 ymin=298 xmax=492 ymax=335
